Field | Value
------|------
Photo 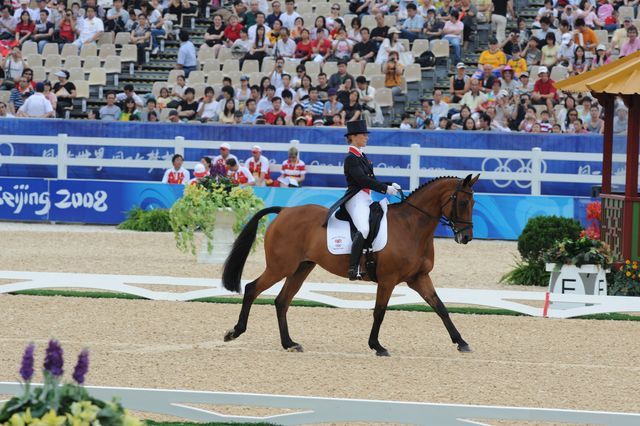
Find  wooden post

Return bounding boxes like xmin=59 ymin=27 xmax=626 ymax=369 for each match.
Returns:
xmin=622 ymin=95 xmax=640 ymax=260
xmin=596 ymin=94 xmax=614 ymax=194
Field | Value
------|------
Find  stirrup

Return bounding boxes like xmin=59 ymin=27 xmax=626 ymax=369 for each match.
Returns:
xmin=348 ymin=266 xmax=363 ymax=281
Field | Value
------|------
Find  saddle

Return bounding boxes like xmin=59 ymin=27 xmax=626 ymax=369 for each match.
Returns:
xmin=326 ymin=199 xmax=388 ymax=282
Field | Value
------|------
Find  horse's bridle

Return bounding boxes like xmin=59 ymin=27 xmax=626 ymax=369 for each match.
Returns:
xmin=400 ymin=179 xmax=474 ymax=237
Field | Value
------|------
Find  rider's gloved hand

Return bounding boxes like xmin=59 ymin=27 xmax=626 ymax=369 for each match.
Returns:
xmin=391 ymin=183 xmax=401 ymax=191
xmin=386 ymin=185 xmax=398 ymax=196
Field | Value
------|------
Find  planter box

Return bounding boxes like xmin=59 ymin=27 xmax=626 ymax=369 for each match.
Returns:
xmin=197 ymin=209 xmax=235 ymax=264
xmin=545 ymin=263 xmax=608 ymax=309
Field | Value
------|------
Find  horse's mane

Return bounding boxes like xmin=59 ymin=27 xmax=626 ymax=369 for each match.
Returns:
xmin=402 ymin=176 xmax=460 ymax=202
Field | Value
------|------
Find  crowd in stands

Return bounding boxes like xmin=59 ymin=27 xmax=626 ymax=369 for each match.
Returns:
xmin=0 ymin=0 xmax=636 ymax=134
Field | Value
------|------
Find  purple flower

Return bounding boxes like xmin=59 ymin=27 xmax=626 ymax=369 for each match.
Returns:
xmin=19 ymin=343 xmax=35 ymax=382
xmin=43 ymin=339 xmax=64 ymax=378
xmin=72 ymin=349 xmax=89 ymax=384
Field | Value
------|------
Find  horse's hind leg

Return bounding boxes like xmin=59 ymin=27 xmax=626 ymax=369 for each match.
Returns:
xmin=224 ymin=268 xmax=286 ymax=342
xmin=274 ymin=261 xmax=316 ymax=352
xmin=407 ymin=274 xmax=472 ymax=353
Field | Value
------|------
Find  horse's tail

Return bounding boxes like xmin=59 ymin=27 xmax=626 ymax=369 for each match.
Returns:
xmin=222 ymin=206 xmax=283 ymax=293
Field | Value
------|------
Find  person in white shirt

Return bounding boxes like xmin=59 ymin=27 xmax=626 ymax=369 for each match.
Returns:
xmin=0 ymin=6 xmax=17 ymax=40
xmin=0 ymin=101 xmax=15 ymax=117
xmin=278 ymin=146 xmax=306 ymax=187
xmin=431 ymin=89 xmax=449 ymax=124
xmin=274 ymin=27 xmax=296 ymax=58
xmin=14 ymin=0 xmax=39 ymax=22
xmin=73 ymin=6 xmax=103 ymax=50
xmin=17 ymin=82 xmax=54 ymax=118
xmin=213 ymin=142 xmax=238 ymax=172
xmin=162 ymin=154 xmax=190 ymax=185
xmin=226 ymin=157 xmax=255 ymax=186
xmin=197 ymin=86 xmax=219 ymax=122
xmin=279 ymin=0 xmax=299 ymax=29
xmin=269 ymin=57 xmax=285 ymax=89
xmin=245 ymin=145 xmax=270 ymax=186
xmin=248 ymin=12 xmax=270 ymax=41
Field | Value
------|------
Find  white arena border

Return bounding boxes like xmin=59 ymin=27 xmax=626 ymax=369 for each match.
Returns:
xmin=0 ymin=382 xmax=639 ymax=425
xmin=1 ymin=270 xmax=640 ymax=319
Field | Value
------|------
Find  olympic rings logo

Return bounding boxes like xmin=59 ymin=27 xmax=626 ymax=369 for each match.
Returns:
xmin=481 ymin=157 xmax=548 ymax=189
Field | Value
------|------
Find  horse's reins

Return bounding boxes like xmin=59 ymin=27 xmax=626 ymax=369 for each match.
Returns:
xmin=396 ymin=180 xmax=474 ymax=237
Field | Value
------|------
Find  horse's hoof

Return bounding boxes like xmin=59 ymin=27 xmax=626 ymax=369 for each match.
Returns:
xmin=376 ymin=349 xmax=390 ymax=357
xmin=286 ymin=343 xmax=304 ymax=353
xmin=458 ymin=344 xmax=473 ymax=353
xmin=223 ymin=329 xmax=236 ymax=342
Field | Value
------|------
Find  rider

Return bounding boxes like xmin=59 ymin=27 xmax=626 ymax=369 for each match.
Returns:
xmin=326 ymin=120 xmax=400 ymax=280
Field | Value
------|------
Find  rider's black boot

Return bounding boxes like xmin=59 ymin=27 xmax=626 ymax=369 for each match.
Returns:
xmin=348 ymin=232 xmax=365 ymax=280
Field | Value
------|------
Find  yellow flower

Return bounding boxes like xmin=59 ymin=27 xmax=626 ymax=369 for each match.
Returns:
xmin=633 ymin=264 xmax=638 ymax=270
xmin=8 ymin=414 xmax=24 ymax=426
xmin=626 ymin=271 xmax=632 ymax=277
xmin=625 ymin=259 xmax=631 ymax=264
xmin=30 ymin=410 xmax=66 ymax=426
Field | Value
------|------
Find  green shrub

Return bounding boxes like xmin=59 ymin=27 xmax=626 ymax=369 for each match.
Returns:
xmin=517 ymin=216 xmax=582 ymax=264
xmin=609 ymin=260 xmax=640 ymax=296
xmin=117 ymin=207 xmax=172 ymax=232
xmin=500 ymin=259 xmax=550 ymax=286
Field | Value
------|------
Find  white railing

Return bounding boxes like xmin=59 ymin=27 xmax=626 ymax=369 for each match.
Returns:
xmin=0 ymin=382 xmax=638 ymax=425
xmin=0 ymin=133 xmax=619 ymax=195
xmin=2 ymin=270 xmax=640 ymax=319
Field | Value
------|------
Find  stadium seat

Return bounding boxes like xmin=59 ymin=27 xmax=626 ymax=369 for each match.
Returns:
xmin=201 ymin=60 xmax=220 ymax=72
xmin=430 ymin=39 xmax=450 ymax=72
xmin=550 ymin=65 xmax=568 ymax=82
xmin=103 ymin=56 xmax=122 ymax=85
xmin=188 ymin=71 xmax=206 ymax=84
xmin=152 ymin=81 xmax=169 ymax=97
xmin=297 ymin=3 xmax=312 ymax=14
xmin=119 ymin=45 xmax=138 ymax=74
xmin=99 ymin=44 xmax=117 ymax=61
xmin=64 ymin=56 xmax=82 ymax=69
xmin=384 ymin=15 xmax=397 ymax=26
xmin=31 ymin=66 xmax=47 ymax=82
xmin=361 ymin=15 xmax=376 ymax=28
xmin=261 ymin=57 xmax=275 ymax=72
xmin=167 ymin=69 xmax=185 ymax=83
xmin=315 ymin=3 xmax=330 ymax=15
xmin=364 ymin=62 xmax=381 ymax=75
xmin=618 ymin=6 xmax=634 ymax=21
xmin=529 ymin=65 xmax=540 ymax=79
xmin=61 ymin=43 xmax=78 ymax=59
xmin=206 ymin=71 xmax=223 ymax=84
xmin=24 ymin=54 xmax=42 ymax=67
xmin=411 ymin=39 xmax=430 ymax=58
xmin=159 ymin=108 xmax=173 ymax=121
xmin=404 ymin=63 xmax=421 ymax=83
xmin=369 ymin=74 xmax=385 ymax=89
xmin=98 ymin=32 xmax=114 ymax=46
xmin=80 ymin=43 xmax=98 ymax=58
xmin=398 ymin=38 xmax=410 ymax=52
xmin=21 ymin=41 xmax=37 ymax=56
xmin=114 ymin=32 xmax=131 ymax=46
xmin=41 ymin=43 xmax=59 ymax=59
xmin=347 ymin=61 xmax=360 ymax=75
xmin=342 ymin=14 xmax=357 ymax=26
xmin=375 ymin=87 xmax=393 ymax=108
xmin=68 ymin=67 xmax=86 ymax=82
xmin=82 ymin=56 xmax=101 ymax=70
xmin=322 ymin=61 xmax=338 ymax=76
xmin=216 ymin=47 xmax=232 ymax=61
xmin=73 ymin=80 xmax=90 ymax=112
xmin=283 ymin=60 xmax=298 ymax=74
xmin=242 ymin=59 xmax=259 ymax=73
xmin=88 ymin=68 xmax=107 ymax=98
xmin=191 ymin=83 xmax=206 ymax=99
xmin=222 ymin=59 xmax=240 ymax=72
xmin=227 ymin=70 xmax=243 ymax=84
xmin=198 ymin=44 xmax=213 ymax=62
xmin=44 ymin=55 xmax=62 ymax=70
xmin=594 ymin=30 xmax=609 ymax=46
xmin=0 ymin=90 xmax=10 ymax=104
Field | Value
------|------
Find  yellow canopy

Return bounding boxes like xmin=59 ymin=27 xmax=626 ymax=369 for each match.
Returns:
xmin=554 ymin=51 xmax=640 ymax=95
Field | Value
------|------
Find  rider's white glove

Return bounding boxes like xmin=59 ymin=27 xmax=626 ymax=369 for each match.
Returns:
xmin=391 ymin=183 xmax=401 ymax=191
xmin=386 ymin=185 xmax=398 ymax=196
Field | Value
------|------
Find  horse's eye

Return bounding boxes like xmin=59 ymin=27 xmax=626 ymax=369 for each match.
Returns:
xmin=459 ymin=200 xmax=468 ymax=209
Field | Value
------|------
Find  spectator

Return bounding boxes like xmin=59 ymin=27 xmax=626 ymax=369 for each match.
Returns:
xmin=400 ymin=112 xmax=413 ymax=129
xmin=217 ymin=85 xmax=237 ymax=116
xmin=256 ymin=83 xmax=275 ymax=113
xmin=540 ymin=33 xmax=558 ymax=69
xmin=355 ymin=75 xmax=381 ymax=126
xmin=3 ymin=47 xmax=26 ymax=84
xmin=375 ymin=26 xmax=403 ymax=64
xmin=177 ymin=87 xmax=197 ymax=120
xmin=522 ymin=36 xmax=541 ymax=66
xmin=501 ymin=31 xmax=521 ymax=56
xmin=326 ymin=3 xmax=343 ymax=30
xmin=610 ymin=17 xmax=632 ymax=53
xmin=310 ymin=16 xmax=328 ymax=40
xmin=491 ymin=0 xmax=512 ymax=44
xmin=140 ymin=98 xmax=158 ymax=122
xmin=0 ymin=6 xmax=16 ymax=41
xmin=620 ymin=25 xmax=640 ymax=57
xmin=310 ymin=27 xmax=331 ymax=63
xmin=450 ymin=62 xmax=470 ymax=103
xmin=275 ymin=27 xmax=296 ymax=58
xmin=119 ymin=98 xmax=140 ymax=121
xmin=42 ymin=80 xmax=56 ymax=111
xmin=592 ymin=44 xmax=611 ymax=69
xmin=266 ymin=0 xmax=281 ymax=27
xmin=197 ymin=86 xmax=219 ymax=122
xmin=105 ymin=0 xmax=128 ymax=33
xmin=436 ymin=117 xmax=453 ymax=130
xmin=277 ymin=146 xmax=306 ymax=187
xmin=16 ymin=81 xmax=53 ymax=118
xmin=329 ymin=60 xmax=354 ymax=90
xmin=0 ymin=101 xmax=14 ymax=117
xmin=424 ymin=9 xmax=444 ymax=41
xmin=383 ymin=51 xmax=404 ymax=95
xmin=499 ymin=66 xmax=521 ymax=96
xmin=232 ymin=27 xmax=252 ymax=56
xmin=370 ymin=12 xmax=388 ymax=48
xmin=219 ymin=98 xmax=236 ymax=123
xmin=460 ymin=78 xmax=488 ymax=115
xmin=431 ymin=89 xmax=449 ymax=124
xmin=269 ymin=56 xmax=285 ymax=89
xmin=347 ymin=17 xmax=362 ymax=44
xmin=303 ymin=87 xmax=325 ymax=117
xmin=294 ymin=28 xmax=313 ymax=60
xmin=534 ymin=16 xmax=552 ymax=48
xmin=176 ymin=30 xmax=197 ymax=77
xmin=245 ymin=145 xmax=270 ymax=186
xmin=224 ymin=14 xmax=243 ymax=46
xmin=613 ymin=106 xmax=628 ymax=135
xmin=342 ymin=89 xmax=363 ymax=122
xmin=15 ymin=10 xmax=34 ymax=45
xmin=32 ymin=10 xmax=53 ymax=53
xmin=478 ymin=64 xmax=496 ymax=93
xmin=204 ymin=14 xmax=225 ymax=58
xmin=586 ymin=106 xmax=604 ymax=134
xmin=280 ymin=0 xmax=299 ymax=30
xmin=140 ymin=2 xmax=165 ymax=56
xmin=248 ymin=11 xmax=270 ymax=41
xmin=331 ymin=27 xmax=352 ymax=61
xmin=267 ymin=17 xmax=283 ymax=44
xmin=244 ymin=0 xmax=260 ymax=28
xmin=400 ymin=3 xmax=425 ymax=41
xmin=569 ymin=46 xmax=590 ymax=75
xmin=479 ymin=37 xmax=507 ymax=71
xmin=162 ymin=153 xmax=190 ymax=185
xmin=459 ymin=0 xmax=477 ymax=50
xmin=116 ymin=83 xmax=144 ymax=108
xmin=532 ymin=66 xmax=557 ymax=111
xmin=52 ymin=70 xmax=76 ymax=116
xmin=57 ymin=8 xmax=76 ymax=44
xmin=166 ymin=108 xmax=181 ymax=123
xmin=557 ymin=33 xmax=576 ymax=67
xmin=155 ymin=87 xmax=172 ymax=110
xmin=322 ymin=87 xmax=343 ymax=121
xmin=518 ymin=106 xmax=538 ymax=132
xmin=226 ymin=157 xmax=255 ymax=185
xmin=572 ymin=118 xmax=588 ymax=134
xmin=462 ymin=116 xmax=476 ymax=130
xmin=130 ymin=14 xmax=151 ymax=70
xmin=264 ymin=96 xmax=286 ymax=123
xmin=243 ymin=24 xmax=269 ymax=68
xmin=73 ymin=6 xmax=103 ymax=51
xmin=99 ymin=91 xmax=121 ymax=121
xmin=477 ymin=113 xmax=492 ymax=131
xmin=441 ymin=10 xmax=463 ymax=66
xmin=242 ymin=98 xmax=260 ymax=123
xmin=290 ymin=16 xmax=304 ymax=39
xmin=573 ymin=18 xmax=597 ymax=54
xmin=415 ymin=99 xmax=433 ymax=129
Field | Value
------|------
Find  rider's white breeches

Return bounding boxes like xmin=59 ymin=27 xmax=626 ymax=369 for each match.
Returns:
xmin=345 ymin=190 xmax=372 ymax=239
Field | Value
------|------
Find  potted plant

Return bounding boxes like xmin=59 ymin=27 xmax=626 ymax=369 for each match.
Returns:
xmin=609 ymin=260 xmax=640 ymax=296
xmin=169 ymin=175 xmax=266 ymax=263
xmin=0 ymin=340 xmax=142 ymax=425
xmin=543 ymin=237 xmax=614 ymax=298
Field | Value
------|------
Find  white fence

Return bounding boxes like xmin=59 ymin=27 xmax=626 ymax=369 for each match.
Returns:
xmin=0 ymin=382 xmax=638 ymax=425
xmin=0 ymin=133 xmax=620 ymax=195
xmin=2 ymin=270 xmax=639 ymax=319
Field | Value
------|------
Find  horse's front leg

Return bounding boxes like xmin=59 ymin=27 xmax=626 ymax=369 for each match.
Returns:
xmin=407 ymin=274 xmax=472 ymax=353
xmin=368 ymin=282 xmax=395 ymax=357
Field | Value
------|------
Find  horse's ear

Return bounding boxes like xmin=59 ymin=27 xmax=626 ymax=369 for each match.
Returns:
xmin=463 ymin=174 xmax=472 ymax=186
xmin=470 ymin=174 xmax=480 ymax=187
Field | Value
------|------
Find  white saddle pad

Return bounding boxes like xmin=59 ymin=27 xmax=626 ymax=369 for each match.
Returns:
xmin=326 ymin=198 xmax=389 ymax=255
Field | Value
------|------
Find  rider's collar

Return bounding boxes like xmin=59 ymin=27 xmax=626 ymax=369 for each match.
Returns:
xmin=348 ymin=146 xmax=363 ymax=157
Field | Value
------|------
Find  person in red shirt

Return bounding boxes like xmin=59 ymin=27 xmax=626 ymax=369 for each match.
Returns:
xmin=264 ymin=96 xmax=286 ymax=124
xmin=226 ymin=157 xmax=255 ymax=186
xmin=294 ymin=28 xmax=313 ymax=60
xmin=532 ymin=66 xmax=558 ymax=112
xmin=223 ymin=14 xmax=243 ymax=44
xmin=277 ymin=146 xmax=306 ymax=187
xmin=15 ymin=11 xmax=34 ymax=46
xmin=162 ymin=154 xmax=190 ymax=185
xmin=310 ymin=29 xmax=331 ymax=63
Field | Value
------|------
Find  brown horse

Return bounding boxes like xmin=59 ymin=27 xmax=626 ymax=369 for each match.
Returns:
xmin=222 ymin=174 xmax=480 ymax=356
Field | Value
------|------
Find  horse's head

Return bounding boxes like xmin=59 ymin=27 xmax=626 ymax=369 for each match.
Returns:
xmin=442 ymin=174 xmax=479 ymax=245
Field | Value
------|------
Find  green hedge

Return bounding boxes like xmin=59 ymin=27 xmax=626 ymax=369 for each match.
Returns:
xmin=118 ymin=207 xmax=172 ymax=232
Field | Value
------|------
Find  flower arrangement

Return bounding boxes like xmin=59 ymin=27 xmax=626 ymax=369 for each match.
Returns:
xmin=170 ymin=176 xmax=266 ymax=255
xmin=580 ymin=201 xmax=601 ymax=240
xmin=543 ymin=236 xmax=614 ymax=270
xmin=609 ymin=260 xmax=640 ymax=296
xmin=0 ymin=340 xmax=141 ymax=426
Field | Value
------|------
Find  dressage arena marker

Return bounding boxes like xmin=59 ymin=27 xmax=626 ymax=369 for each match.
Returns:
xmin=0 ymin=382 xmax=639 ymax=425
xmin=1 ymin=270 xmax=640 ymax=319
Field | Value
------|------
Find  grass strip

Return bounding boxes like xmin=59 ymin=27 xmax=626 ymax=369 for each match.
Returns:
xmin=145 ymin=422 xmax=276 ymax=426
xmin=9 ymin=289 xmax=640 ymax=321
